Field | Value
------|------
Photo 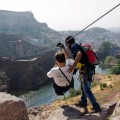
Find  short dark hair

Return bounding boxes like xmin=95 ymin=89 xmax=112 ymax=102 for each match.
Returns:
xmin=65 ymin=36 xmax=75 ymax=44
xmin=54 ymin=52 xmax=65 ymax=63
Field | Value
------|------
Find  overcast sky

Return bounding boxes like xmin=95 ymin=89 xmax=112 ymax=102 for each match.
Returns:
xmin=0 ymin=0 xmax=120 ymax=31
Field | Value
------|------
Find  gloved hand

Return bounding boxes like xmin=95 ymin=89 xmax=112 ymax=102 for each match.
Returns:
xmin=56 ymin=43 xmax=64 ymax=48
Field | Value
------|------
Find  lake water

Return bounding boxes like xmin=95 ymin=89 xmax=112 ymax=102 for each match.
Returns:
xmin=16 ymin=66 xmax=109 ymax=108
xmin=17 ymin=73 xmax=80 ymax=108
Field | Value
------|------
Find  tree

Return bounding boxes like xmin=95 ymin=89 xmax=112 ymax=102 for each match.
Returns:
xmin=103 ymin=56 xmax=114 ymax=68
xmin=97 ymin=41 xmax=120 ymax=61
xmin=111 ymin=64 xmax=120 ymax=74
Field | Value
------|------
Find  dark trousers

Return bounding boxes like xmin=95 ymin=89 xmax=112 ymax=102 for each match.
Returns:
xmin=80 ymin=68 xmax=100 ymax=108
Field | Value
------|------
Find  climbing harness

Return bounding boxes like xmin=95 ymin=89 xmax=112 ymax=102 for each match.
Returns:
xmin=53 ymin=67 xmax=74 ymax=95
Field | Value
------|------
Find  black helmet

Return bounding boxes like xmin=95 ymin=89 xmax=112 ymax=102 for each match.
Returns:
xmin=65 ymin=36 xmax=75 ymax=44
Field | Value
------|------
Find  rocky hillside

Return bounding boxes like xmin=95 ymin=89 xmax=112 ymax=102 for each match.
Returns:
xmin=0 ymin=33 xmax=48 ymax=58
xmin=0 ymin=10 xmax=61 ymax=58
xmin=0 ymin=10 xmax=60 ymax=40
xmin=60 ymin=27 xmax=120 ymax=50
xmin=0 ymin=10 xmax=120 ymax=58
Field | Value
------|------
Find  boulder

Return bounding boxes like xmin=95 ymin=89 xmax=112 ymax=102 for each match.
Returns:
xmin=47 ymin=101 xmax=117 ymax=120
xmin=0 ymin=92 xmax=29 ymax=120
xmin=111 ymin=100 xmax=120 ymax=120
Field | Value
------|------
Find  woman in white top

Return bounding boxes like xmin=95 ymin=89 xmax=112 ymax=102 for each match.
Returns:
xmin=47 ymin=45 xmax=74 ymax=95
xmin=47 ymin=56 xmax=74 ymax=86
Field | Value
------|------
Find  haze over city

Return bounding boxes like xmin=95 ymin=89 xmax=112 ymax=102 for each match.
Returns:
xmin=0 ymin=0 xmax=120 ymax=31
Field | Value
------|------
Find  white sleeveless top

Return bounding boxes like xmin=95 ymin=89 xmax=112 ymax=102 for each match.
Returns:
xmin=47 ymin=59 xmax=74 ymax=86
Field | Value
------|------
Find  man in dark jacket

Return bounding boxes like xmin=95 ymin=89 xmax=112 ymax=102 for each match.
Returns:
xmin=65 ymin=36 xmax=101 ymax=112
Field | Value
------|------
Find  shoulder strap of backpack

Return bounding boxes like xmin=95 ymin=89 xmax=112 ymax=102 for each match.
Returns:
xmin=78 ymin=43 xmax=90 ymax=64
xmin=59 ymin=68 xmax=71 ymax=84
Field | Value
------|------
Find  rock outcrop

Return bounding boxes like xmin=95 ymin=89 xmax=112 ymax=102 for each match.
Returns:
xmin=0 ymin=92 xmax=29 ymax=120
xmin=111 ymin=100 xmax=120 ymax=120
xmin=0 ymin=71 xmax=10 ymax=92
xmin=46 ymin=101 xmax=117 ymax=120
xmin=27 ymin=101 xmax=119 ymax=120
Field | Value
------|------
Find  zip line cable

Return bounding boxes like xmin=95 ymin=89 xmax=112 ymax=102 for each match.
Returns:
xmin=66 ymin=3 xmax=120 ymax=42
xmin=17 ymin=3 xmax=120 ymax=59
xmin=16 ymin=47 xmax=58 ymax=59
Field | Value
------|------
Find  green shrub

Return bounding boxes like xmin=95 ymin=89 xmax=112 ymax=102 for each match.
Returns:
xmin=74 ymin=89 xmax=81 ymax=96
xmin=108 ymin=75 xmax=112 ymax=81
xmin=109 ymin=84 xmax=113 ymax=88
xmin=110 ymin=64 xmax=120 ymax=75
xmin=66 ymin=88 xmax=81 ymax=99
xmin=108 ymin=75 xmax=111 ymax=78
xmin=69 ymin=88 xmax=76 ymax=97
xmin=91 ymin=80 xmax=99 ymax=88
xmin=100 ymin=83 xmax=107 ymax=90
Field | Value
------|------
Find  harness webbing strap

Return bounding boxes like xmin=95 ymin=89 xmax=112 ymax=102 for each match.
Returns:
xmin=59 ymin=68 xmax=71 ymax=84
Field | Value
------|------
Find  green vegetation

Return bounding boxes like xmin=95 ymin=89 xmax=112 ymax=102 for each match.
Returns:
xmin=110 ymin=64 xmax=120 ymax=74
xmin=108 ymin=75 xmax=112 ymax=81
xmin=108 ymin=84 xmax=113 ymax=88
xmin=97 ymin=41 xmax=120 ymax=74
xmin=103 ymin=56 xmax=114 ymax=68
xmin=91 ymin=80 xmax=99 ymax=88
xmin=97 ymin=41 xmax=120 ymax=61
xmin=99 ymin=83 xmax=107 ymax=90
xmin=66 ymin=88 xmax=81 ymax=99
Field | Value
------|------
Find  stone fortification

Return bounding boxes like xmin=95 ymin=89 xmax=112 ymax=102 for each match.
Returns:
xmin=0 ymin=33 xmax=47 ymax=58
xmin=0 ymin=51 xmax=55 ymax=91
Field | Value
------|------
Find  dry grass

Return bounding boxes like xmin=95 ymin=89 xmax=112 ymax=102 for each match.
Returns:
xmin=28 ymin=74 xmax=120 ymax=120
xmin=51 ymin=74 xmax=120 ymax=109
xmin=93 ymin=74 xmax=120 ymax=104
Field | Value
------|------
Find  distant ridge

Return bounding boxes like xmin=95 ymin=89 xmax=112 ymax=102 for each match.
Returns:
xmin=107 ymin=27 xmax=120 ymax=33
xmin=0 ymin=10 xmax=60 ymax=39
xmin=0 ymin=10 xmax=61 ymax=58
